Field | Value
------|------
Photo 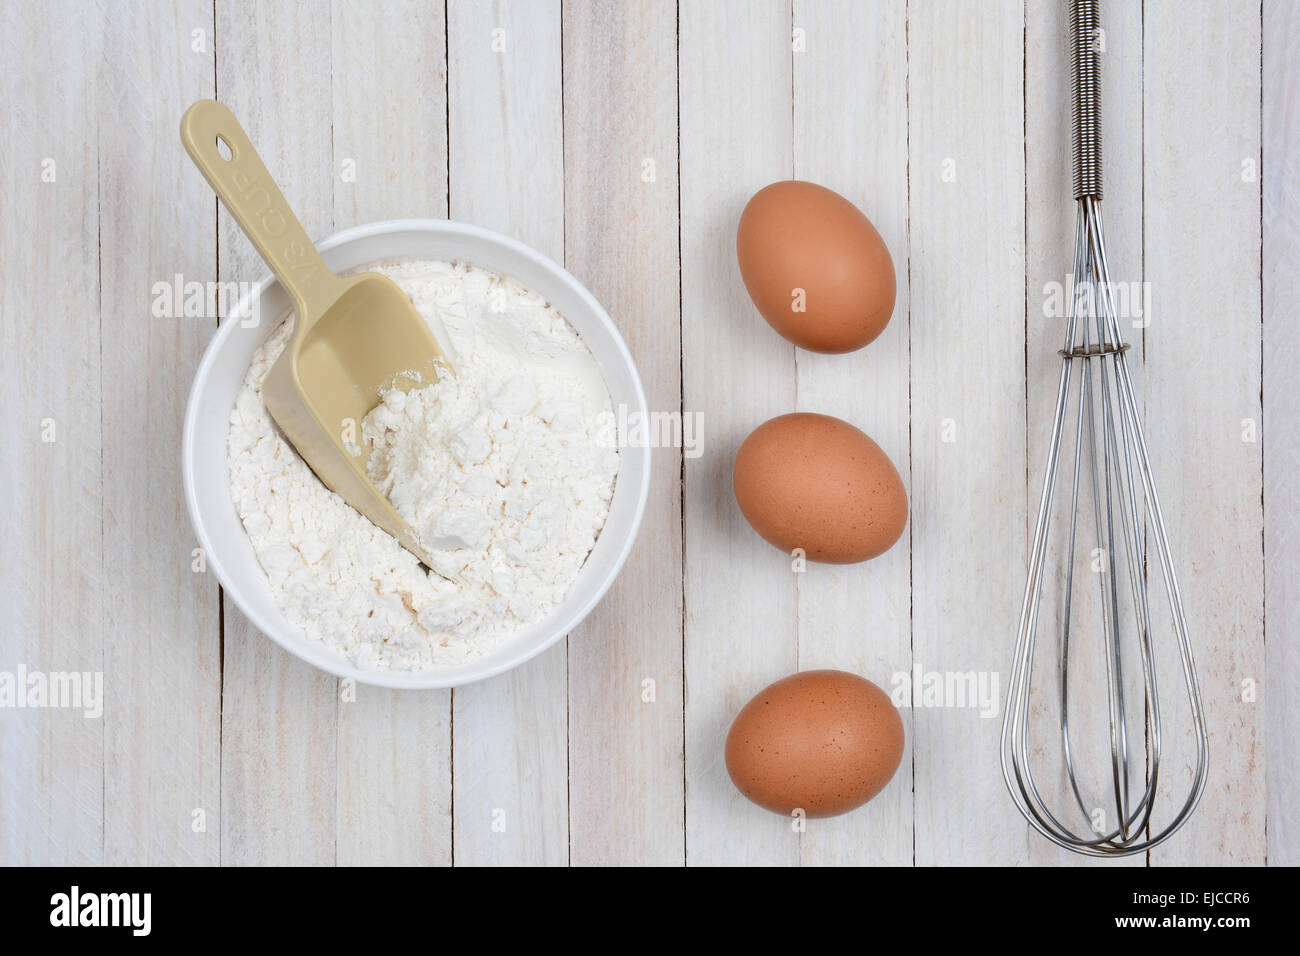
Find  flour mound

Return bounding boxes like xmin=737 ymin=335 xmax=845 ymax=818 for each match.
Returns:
xmin=226 ymin=259 xmax=618 ymax=671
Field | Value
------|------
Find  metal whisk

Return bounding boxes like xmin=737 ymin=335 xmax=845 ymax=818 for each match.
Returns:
xmin=1000 ymin=0 xmax=1208 ymax=856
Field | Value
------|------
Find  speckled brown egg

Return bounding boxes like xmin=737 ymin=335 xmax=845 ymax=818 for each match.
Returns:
xmin=725 ymin=670 xmax=904 ymax=818
xmin=733 ymin=412 xmax=907 ymax=563
xmin=736 ymin=180 xmax=896 ymax=353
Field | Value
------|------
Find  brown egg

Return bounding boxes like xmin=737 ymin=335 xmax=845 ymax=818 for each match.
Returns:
xmin=726 ymin=670 xmax=904 ymax=818
xmin=733 ymin=412 xmax=907 ymax=563
xmin=736 ymin=180 xmax=896 ymax=353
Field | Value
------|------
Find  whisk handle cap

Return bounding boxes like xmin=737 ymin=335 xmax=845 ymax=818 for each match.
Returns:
xmin=1069 ymin=0 xmax=1104 ymax=200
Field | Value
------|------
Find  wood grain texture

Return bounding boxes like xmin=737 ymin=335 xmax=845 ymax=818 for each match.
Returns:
xmin=446 ymin=0 xmax=570 ymax=866
xmin=0 ymin=0 xmax=105 ymax=866
xmin=680 ymin=0 xmax=799 ymax=866
xmin=100 ymin=0 xmax=222 ymax=866
xmin=1144 ymin=0 xmax=1264 ymax=866
xmin=562 ymin=0 xmax=685 ymax=867
xmin=335 ymin=687 xmax=451 ymax=865
xmin=330 ymin=0 xmax=453 ymax=868
xmin=1263 ymin=0 xmax=1297 ymax=867
xmin=331 ymin=0 xmax=449 ymax=227
xmin=908 ymin=0 xmax=1026 ymax=866
xmin=791 ymin=0 xmax=913 ymax=866
xmin=1021 ymin=0 xmax=1144 ymax=866
xmin=215 ymin=0 xmax=339 ymax=866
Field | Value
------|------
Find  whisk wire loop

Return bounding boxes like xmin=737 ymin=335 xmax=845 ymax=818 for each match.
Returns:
xmin=1001 ymin=188 xmax=1209 ymax=856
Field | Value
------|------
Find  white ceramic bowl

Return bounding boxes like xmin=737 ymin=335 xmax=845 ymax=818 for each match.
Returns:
xmin=182 ymin=219 xmax=650 ymax=689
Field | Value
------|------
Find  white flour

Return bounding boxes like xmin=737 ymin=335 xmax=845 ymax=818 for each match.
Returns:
xmin=227 ymin=259 xmax=619 ymax=671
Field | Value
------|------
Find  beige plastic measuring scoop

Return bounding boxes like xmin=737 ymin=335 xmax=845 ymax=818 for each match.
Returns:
xmin=181 ymin=99 xmax=463 ymax=563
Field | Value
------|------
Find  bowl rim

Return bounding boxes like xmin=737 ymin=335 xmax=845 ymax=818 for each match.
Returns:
xmin=182 ymin=217 xmax=651 ymax=689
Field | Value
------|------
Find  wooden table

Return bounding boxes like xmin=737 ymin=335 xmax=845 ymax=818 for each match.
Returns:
xmin=2 ymin=0 xmax=1294 ymax=866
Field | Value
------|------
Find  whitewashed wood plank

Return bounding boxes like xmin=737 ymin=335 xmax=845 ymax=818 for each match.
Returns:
xmin=1145 ymin=0 xmax=1264 ymax=866
xmin=335 ymin=687 xmax=450 ymax=865
xmin=791 ymin=0 xmax=912 ymax=866
xmin=0 ymin=0 xmax=105 ymax=866
xmin=909 ymin=0 xmax=1026 ymax=865
xmin=215 ymin=0 xmax=339 ymax=866
xmin=680 ymin=0 xmax=798 ymax=867
xmin=330 ymin=0 xmax=453 ymax=868
xmin=1264 ymin=0 xmax=1299 ymax=868
xmin=561 ymin=0 xmax=684 ymax=867
xmin=446 ymin=0 xmax=570 ymax=866
xmin=99 ymin=0 xmax=222 ymax=865
xmin=1020 ymin=0 xmax=1144 ymax=865
xmin=331 ymin=0 xmax=449 ymax=226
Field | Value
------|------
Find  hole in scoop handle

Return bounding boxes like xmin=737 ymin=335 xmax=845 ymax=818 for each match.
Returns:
xmin=180 ymin=99 xmax=342 ymax=321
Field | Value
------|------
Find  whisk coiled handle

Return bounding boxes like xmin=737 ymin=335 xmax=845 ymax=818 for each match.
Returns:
xmin=1069 ymin=0 xmax=1103 ymax=199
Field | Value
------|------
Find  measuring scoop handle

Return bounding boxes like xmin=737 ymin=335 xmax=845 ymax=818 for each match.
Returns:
xmin=180 ymin=100 xmax=341 ymax=318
